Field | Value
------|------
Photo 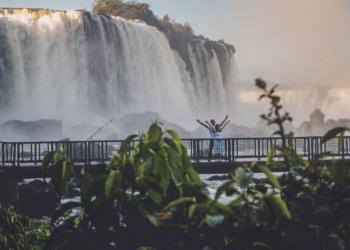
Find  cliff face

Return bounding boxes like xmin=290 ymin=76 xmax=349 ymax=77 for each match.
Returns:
xmin=0 ymin=9 xmax=237 ymax=130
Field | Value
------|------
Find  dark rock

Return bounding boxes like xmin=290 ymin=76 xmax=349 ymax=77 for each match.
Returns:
xmin=19 ymin=179 xmax=61 ymax=218
xmin=206 ymin=175 xmax=229 ymax=181
xmin=0 ymin=119 xmax=62 ymax=141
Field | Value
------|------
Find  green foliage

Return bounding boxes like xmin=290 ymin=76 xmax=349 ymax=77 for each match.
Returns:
xmin=8 ymin=79 xmax=346 ymax=249
xmin=92 ymin=0 xmax=159 ymax=27
xmin=0 ymin=204 xmax=52 ymax=250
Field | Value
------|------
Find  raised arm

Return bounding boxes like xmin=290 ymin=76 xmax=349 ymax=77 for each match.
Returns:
xmin=196 ymin=119 xmax=209 ymax=129
xmin=205 ymin=120 xmax=216 ymax=131
xmin=218 ymin=115 xmax=229 ymax=128
xmin=220 ymin=120 xmax=230 ymax=131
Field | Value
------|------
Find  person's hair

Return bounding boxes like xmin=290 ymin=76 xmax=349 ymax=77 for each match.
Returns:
xmin=215 ymin=124 xmax=221 ymax=132
xmin=210 ymin=119 xmax=215 ymax=123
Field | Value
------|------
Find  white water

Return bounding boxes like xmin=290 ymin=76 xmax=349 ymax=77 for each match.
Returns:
xmin=236 ymin=86 xmax=350 ymax=126
xmin=0 ymin=9 xmax=237 ymax=131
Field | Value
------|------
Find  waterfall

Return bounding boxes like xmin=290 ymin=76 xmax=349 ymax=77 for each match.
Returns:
xmin=0 ymin=9 xmax=237 ymax=130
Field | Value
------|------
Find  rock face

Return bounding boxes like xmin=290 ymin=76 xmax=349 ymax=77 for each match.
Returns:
xmin=0 ymin=119 xmax=62 ymax=141
xmin=63 ymin=123 xmax=116 ymax=141
xmin=297 ymin=109 xmax=350 ymax=136
xmin=19 ymin=180 xmax=61 ymax=218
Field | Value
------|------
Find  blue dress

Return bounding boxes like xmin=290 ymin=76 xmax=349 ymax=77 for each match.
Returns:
xmin=213 ymin=132 xmax=225 ymax=155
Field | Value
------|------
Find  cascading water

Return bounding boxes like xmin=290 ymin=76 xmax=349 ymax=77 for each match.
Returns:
xmin=0 ymin=9 xmax=237 ymax=131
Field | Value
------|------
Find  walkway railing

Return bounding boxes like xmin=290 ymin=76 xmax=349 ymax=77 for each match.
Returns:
xmin=1 ymin=136 xmax=350 ymax=166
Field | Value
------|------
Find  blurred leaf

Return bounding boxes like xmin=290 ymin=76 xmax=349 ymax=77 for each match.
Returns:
xmin=164 ymin=197 xmax=194 ymax=210
xmin=255 ymin=78 xmax=267 ymax=90
xmin=165 ymin=129 xmax=181 ymax=142
xmin=322 ymin=127 xmax=349 ymax=144
xmin=81 ymin=168 xmax=93 ymax=192
xmin=235 ymin=167 xmax=253 ymax=188
xmin=41 ymin=151 xmax=56 ymax=183
xmin=214 ymin=180 xmax=235 ymax=203
xmin=314 ymin=205 xmax=331 ymax=215
xmin=257 ymin=165 xmax=280 ymax=190
xmin=266 ymin=145 xmax=277 ymax=165
xmin=265 ymin=195 xmax=291 ymax=220
xmin=154 ymin=154 xmax=170 ymax=194
xmin=290 ymin=166 xmax=305 ymax=176
xmin=188 ymin=205 xmax=196 ymax=218
xmin=185 ymin=168 xmax=202 ymax=186
xmin=147 ymin=189 xmax=162 ymax=204
xmin=206 ymin=214 xmax=224 ymax=227
xmin=258 ymin=94 xmax=266 ymax=100
xmin=51 ymin=202 xmax=80 ymax=224
xmin=148 ymin=123 xmax=162 ymax=142
xmin=167 ymin=147 xmax=183 ymax=184
xmin=105 ymin=170 xmax=121 ymax=198
xmin=331 ymin=160 xmax=349 ymax=187
xmin=119 ymin=134 xmax=138 ymax=154
xmin=51 ymin=160 xmax=74 ymax=196
xmin=253 ymin=242 xmax=272 ymax=250
xmin=266 ymin=161 xmax=286 ymax=169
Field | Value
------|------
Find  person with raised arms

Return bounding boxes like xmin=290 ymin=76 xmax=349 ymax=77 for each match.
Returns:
xmin=196 ymin=115 xmax=228 ymax=161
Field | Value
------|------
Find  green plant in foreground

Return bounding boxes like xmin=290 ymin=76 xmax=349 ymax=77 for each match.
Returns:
xmin=0 ymin=203 xmax=52 ymax=250
xmin=34 ymin=79 xmax=350 ymax=250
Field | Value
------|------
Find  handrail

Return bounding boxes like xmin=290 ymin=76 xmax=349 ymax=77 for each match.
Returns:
xmin=0 ymin=136 xmax=349 ymax=166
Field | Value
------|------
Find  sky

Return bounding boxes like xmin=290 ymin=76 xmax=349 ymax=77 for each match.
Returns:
xmin=2 ymin=0 xmax=350 ymax=86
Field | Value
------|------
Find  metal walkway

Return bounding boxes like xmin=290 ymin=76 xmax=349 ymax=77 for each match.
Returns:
xmin=1 ymin=136 xmax=350 ymax=167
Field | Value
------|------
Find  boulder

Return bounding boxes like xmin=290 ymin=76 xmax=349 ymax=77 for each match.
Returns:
xmin=19 ymin=180 xmax=61 ymax=218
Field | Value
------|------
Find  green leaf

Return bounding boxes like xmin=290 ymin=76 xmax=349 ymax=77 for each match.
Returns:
xmin=119 ymin=134 xmax=138 ymax=154
xmin=165 ymin=129 xmax=181 ymax=142
xmin=206 ymin=214 xmax=224 ymax=227
xmin=290 ymin=166 xmax=305 ymax=176
xmin=51 ymin=160 xmax=74 ymax=196
xmin=167 ymin=147 xmax=184 ymax=184
xmin=314 ymin=205 xmax=331 ymax=215
xmin=331 ymin=160 xmax=349 ymax=187
xmin=214 ymin=180 xmax=235 ymax=203
xmin=154 ymin=154 xmax=170 ymax=194
xmin=266 ymin=145 xmax=276 ymax=165
xmin=41 ymin=151 xmax=56 ymax=183
xmin=51 ymin=202 xmax=80 ymax=224
xmin=185 ymin=168 xmax=202 ymax=186
xmin=164 ymin=197 xmax=194 ymax=210
xmin=105 ymin=170 xmax=121 ymax=198
xmin=253 ymin=241 xmax=272 ymax=250
xmin=148 ymin=123 xmax=162 ymax=142
xmin=322 ymin=127 xmax=350 ymax=144
xmin=81 ymin=170 xmax=93 ymax=193
xmin=188 ymin=205 xmax=196 ymax=218
xmin=235 ymin=167 xmax=253 ymax=188
xmin=147 ymin=189 xmax=163 ymax=204
xmin=255 ymin=78 xmax=267 ymax=90
xmin=257 ymin=165 xmax=280 ymax=190
xmin=265 ymin=195 xmax=291 ymax=220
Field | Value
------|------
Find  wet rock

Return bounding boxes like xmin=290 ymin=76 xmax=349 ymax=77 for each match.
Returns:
xmin=206 ymin=175 xmax=229 ymax=181
xmin=19 ymin=180 xmax=61 ymax=218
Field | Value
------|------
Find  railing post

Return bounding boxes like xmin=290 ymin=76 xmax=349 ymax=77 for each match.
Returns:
xmin=342 ymin=136 xmax=345 ymax=160
xmin=228 ymin=139 xmax=231 ymax=162
xmin=17 ymin=143 xmax=20 ymax=167
xmin=1 ymin=143 xmax=4 ymax=165
xmin=196 ymin=140 xmax=200 ymax=162
xmin=257 ymin=139 xmax=261 ymax=160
